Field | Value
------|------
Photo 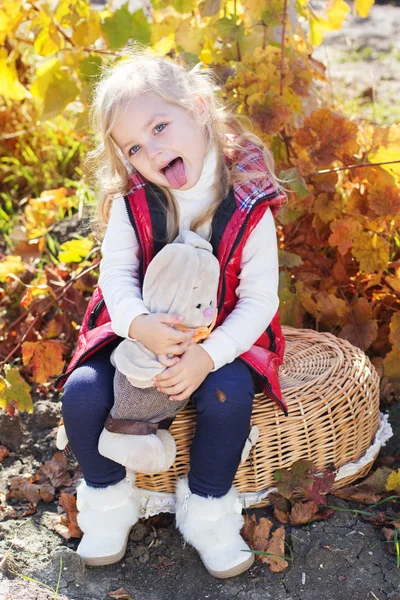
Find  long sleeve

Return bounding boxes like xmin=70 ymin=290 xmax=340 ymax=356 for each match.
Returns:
xmin=98 ymin=196 xmax=149 ymax=338
xmin=200 ymin=207 xmax=279 ymax=372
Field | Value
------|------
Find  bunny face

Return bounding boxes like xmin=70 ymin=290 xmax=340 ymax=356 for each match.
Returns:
xmin=142 ymin=230 xmax=220 ymax=328
xmin=182 ymin=268 xmax=219 ymax=329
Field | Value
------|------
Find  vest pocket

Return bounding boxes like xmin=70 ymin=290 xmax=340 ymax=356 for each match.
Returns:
xmin=88 ymin=298 xmax=105 ymax=330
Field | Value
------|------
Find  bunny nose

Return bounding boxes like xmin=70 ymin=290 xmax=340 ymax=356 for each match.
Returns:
xmin=203 ymin=306 xmax=215 ymax=320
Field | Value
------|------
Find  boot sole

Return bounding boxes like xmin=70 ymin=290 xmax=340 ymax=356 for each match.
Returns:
xmin=204 ymin=552 xmax=255 ymax=579
xmin=79 ymin=531 xmax=130 ymax=567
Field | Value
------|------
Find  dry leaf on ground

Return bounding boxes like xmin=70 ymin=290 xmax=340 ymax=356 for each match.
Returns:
xmin=108 ymin=588 xmax=132 ymax=599
xmin=261 ymin=526 xmax=289 ymax=573
xmin=59 ymin=492 xmax=82 ymax=538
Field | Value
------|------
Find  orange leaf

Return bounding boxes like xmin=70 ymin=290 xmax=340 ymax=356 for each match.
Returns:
xmin=59 ymin=492 xmax=82 ymax=539
xmin=294 ymin=108 xmax=358 ymax=167
xmin=0 ymin=445 xmax=10 ymax=462
xmin=108 ymin=589 xmax=132 ymax=599
xmin=262 ymin=526 xmax=289 ymax=572
xmin=339 ymin=298 xmax=378 ymax=351
xmin=22 ymin=340 xmax=65 ymax=383
xmin=253 ymin=517 xmax=273 ymax=555
xmin=329 ymin=218 xmax=363 ymax=255
xmin=289 ymin=501 xmax=319 ymax=525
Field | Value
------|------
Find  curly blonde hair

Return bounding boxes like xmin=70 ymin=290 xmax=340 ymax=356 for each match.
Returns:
xmin=85 ymin=43 xmax=284 ymax=242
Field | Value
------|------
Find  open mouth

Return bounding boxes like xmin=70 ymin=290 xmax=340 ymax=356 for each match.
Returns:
xmin=160 ymin=157 xmax=181 ymax=174
xmin=160 ymin=157 xmax=187 ymax=189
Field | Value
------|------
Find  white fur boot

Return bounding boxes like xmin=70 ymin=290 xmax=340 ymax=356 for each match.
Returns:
xmin=98 ymin=428 xmax=176 ymax=474
xmin=76 ymin=476 xmax=140 ymax=566
xmin=175 ymin=477 xmax=255 ymax=579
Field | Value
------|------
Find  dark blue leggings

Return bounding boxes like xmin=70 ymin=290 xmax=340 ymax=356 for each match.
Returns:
xmin=61 ymin=340 xmax=254 ymax=497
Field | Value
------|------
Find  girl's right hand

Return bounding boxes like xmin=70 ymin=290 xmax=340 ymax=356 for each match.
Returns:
xmin=128 ymin=313 xmax=195 ymax=358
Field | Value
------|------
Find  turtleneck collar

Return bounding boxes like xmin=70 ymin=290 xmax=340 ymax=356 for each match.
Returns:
xmin=171 ymin=142 xmax=218 ymax=203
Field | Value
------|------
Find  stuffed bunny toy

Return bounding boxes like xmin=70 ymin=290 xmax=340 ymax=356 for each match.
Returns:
xmin=97 ymin=230 xmax=220 ymax=475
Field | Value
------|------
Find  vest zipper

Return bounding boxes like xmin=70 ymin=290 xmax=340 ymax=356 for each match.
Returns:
xmin=266 ymin=325 xmax=276 ymax=353
xmin=239 ymin=357 xmax=288 ymax=417
xmin=217 ymin=192 xmax=279 ymax=313
xmin=124 ymin=195 xmax=144 ymax=285
xmin=88 ymin=298 xmax=105 ymax=330
xmin=54 ymin=333 xmax=118 ymax=388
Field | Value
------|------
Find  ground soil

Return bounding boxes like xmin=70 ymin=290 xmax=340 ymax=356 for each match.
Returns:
xmin=1 ymin=5 xmax=400 ymax=600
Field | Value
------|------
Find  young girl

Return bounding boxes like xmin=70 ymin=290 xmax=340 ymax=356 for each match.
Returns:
xmin=56 ymin=46 xmax=287 ymax=578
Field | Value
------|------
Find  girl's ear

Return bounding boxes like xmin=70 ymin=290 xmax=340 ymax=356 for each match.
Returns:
xmin=192 ymin=93 xmax=208 ymax=119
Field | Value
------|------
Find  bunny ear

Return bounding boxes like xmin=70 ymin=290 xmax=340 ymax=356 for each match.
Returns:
xmin=173 ymin=230 xmax=213 ymax=254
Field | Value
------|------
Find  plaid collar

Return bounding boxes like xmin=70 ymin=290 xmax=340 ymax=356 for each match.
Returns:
xmin=128 ymin=139 xmax=285 ymax=214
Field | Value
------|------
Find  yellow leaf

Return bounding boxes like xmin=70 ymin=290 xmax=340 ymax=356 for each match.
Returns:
xmin=58 ymin=238 xmax=94 ymax=263
xmin=0 ymin=255 xmax=25 ymax=283
xmin=0 ymin=365 xmax=33 ymax=415
xmin=72 ymin=11 xmax=101 ymax=46
xmin=31 ymin=5 xmax=64 ymax=56
xmin=0 ymin=48 xmax=29 ymax=101
xmin=175 ymin=17 xmax=206 ymax=54
xmin=369 ymin=124 xmax=400 ymax=180
xmin=326 ymin=0 xmax=350 ymax=28
xmin=389 ymin=313 xmax=400 ymax=348
xmin=386 ymin=468 xmax=400 ymax=493
xmin=148 ymin=33 xmax=175 ymax=57
xmin=354 ymin=0 xmax=375 ymax=18
xmin=22 ymin=341 xmax=65 ymax=384
xmin=0 ymin=1 xmax=24 ymax=45
xmin=383 ymin=347 xmax=400 ymax=380
xmin=352 ymin=232 xmax=390 ymax=274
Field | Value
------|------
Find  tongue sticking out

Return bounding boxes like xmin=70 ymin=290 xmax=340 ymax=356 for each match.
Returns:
xmin=163 ymin=157 xmax=187 ymax=189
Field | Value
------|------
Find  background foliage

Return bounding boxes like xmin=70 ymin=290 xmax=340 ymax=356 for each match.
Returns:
xmin=0 ymin=0 xmax=399 ymax=415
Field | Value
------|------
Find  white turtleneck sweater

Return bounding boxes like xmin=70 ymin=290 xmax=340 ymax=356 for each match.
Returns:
xmin=98 ymin=144 xmax=279 ymax=372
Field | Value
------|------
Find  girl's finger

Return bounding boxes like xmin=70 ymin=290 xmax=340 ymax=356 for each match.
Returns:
xmin=164 ymin=342 xmax=191 ymax=356
xmin=167 ymin=328 xmax=195 ymax=344
xmin=158 ymin=381 xmax=187 ymax=396
xmin=154 ymin=363 xmax=181 ymax=382
xmin=157 ymin=354 xmax=179 ymax=367
xmin=169 ymin=388 xmax=191 ymax=402
xmin=158 ymin=313 xmax=185 ymax=325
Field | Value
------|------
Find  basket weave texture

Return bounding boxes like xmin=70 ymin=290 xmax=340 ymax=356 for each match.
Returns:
xmin=136 ymin=326 xmax=380 ymax=495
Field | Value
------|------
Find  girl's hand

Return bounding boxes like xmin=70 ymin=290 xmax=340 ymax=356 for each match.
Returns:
xmin=129 ymin=313 xmax=195 ymax=358
xmin=152 ymin=344 xmax=214 ymax=401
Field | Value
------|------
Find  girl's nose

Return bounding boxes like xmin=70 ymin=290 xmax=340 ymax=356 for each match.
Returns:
xmin=203 ymin=306 xmax=215 ymax=320
xmin=147 ymin=140 xmax=162 ymax=161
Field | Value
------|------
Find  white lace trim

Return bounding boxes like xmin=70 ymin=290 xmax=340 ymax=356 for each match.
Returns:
xmin=137 ymin=412 xmax=393 ymax=518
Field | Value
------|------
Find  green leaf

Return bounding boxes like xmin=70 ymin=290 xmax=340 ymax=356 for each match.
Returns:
xmin=216 ymin=16 xmax=245 ymax=42
xmin=0 ymin=365 xmax=33 ymax=415
xmin=173 ymin=0 xmax=197 ymax=13
xmin=102 ymin=3 xmax=133 ymax=49
xmin=279 ymin=167 xmax=310 ymax=199
xmin=131 ymin=9 xmax=151 ymax=45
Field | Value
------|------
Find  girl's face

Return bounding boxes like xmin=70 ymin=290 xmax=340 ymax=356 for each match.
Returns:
xmin=111 ymin=92 xmax=210 ymax=191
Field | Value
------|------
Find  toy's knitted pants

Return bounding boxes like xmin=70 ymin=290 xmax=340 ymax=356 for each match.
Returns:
xmin=105 ymin=370 xmax=188 ymax=434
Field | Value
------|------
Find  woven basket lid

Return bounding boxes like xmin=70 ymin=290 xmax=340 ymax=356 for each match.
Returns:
xmin=135 ymin=326 xmax=381 ymax=498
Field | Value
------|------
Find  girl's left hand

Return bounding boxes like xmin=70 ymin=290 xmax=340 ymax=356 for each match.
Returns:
xmin=153 ymin=344 xmax=214 ymax=401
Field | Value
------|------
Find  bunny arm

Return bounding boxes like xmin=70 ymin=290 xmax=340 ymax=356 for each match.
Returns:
xmin=111 ymin=339 xmax=165 ymax=388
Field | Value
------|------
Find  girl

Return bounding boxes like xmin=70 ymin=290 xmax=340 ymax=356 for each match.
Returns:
xmin=56 ymin=45 xmax=287 ymax=579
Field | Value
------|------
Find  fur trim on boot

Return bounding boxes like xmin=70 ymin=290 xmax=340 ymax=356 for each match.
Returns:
xmin=98 ymin=428 xmax=176 ymax=474
xmin=76 ymin=477 xmax=140 ymax=566
xmin=175 ymin=477 xmax=254 ymax=579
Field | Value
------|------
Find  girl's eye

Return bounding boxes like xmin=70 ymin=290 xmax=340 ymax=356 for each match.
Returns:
xmin=196 ymin=304 xmax=201 ymax=309
xmin=154 ymin=123 xmax=167 ymax=134
xmin=128 ymin=145 xmax=140 ymax=156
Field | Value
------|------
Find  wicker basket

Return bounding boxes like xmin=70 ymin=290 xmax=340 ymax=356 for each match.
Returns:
xmin=136 ymin=326 xmax=381 ymax=505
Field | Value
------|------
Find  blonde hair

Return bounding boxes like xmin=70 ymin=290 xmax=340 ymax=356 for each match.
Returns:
xmin=85 ymin=43 xmax=285 ymax=242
